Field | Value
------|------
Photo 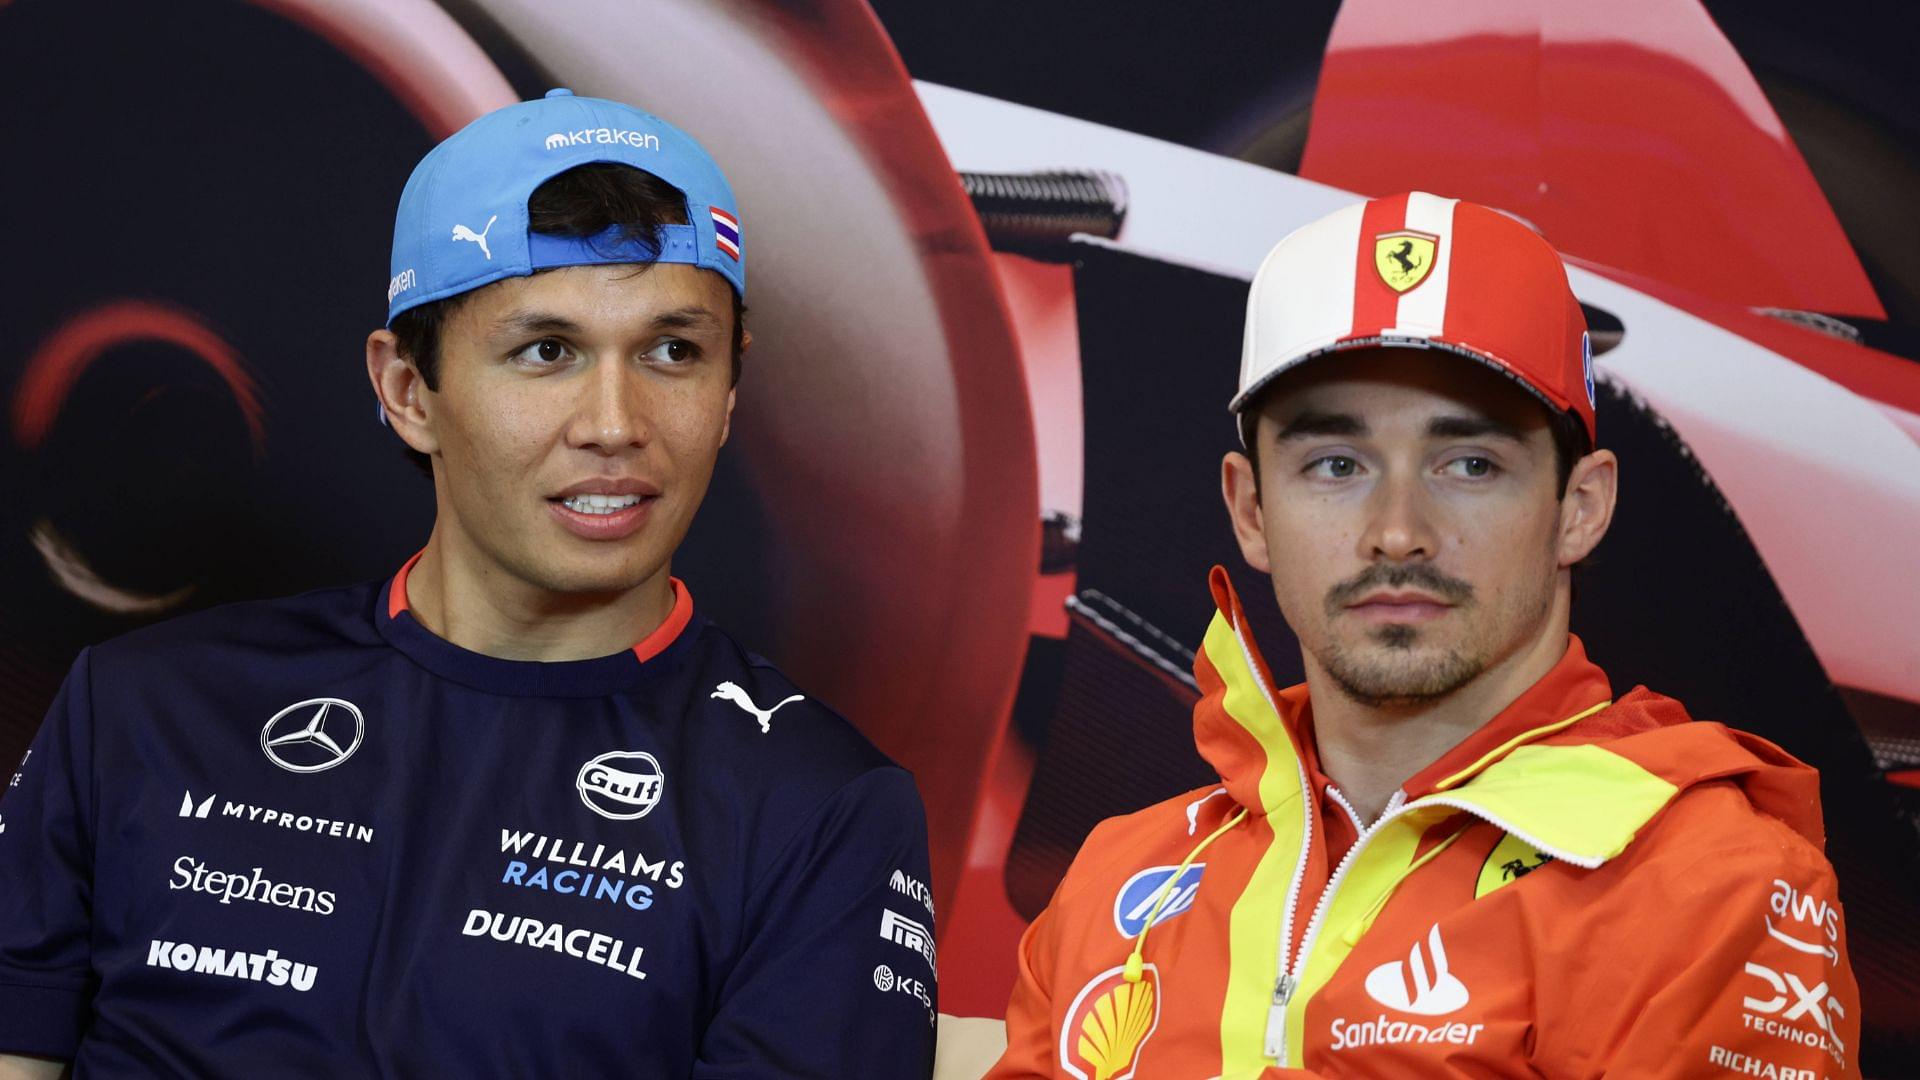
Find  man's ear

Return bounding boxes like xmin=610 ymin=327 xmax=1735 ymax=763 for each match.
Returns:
xmin=366 ymin=329 xmax=438 ymax=456
xmin=1222 ymin=450 xmax=1273 ymax=574
xmin=1557 ymin=448 xmax=1618 ymax=567
xmin=718 ymin=327 xmax=748 ymax=448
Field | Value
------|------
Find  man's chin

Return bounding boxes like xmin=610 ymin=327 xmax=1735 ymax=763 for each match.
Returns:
xmin=518 ymin=550 xmax=663 ymax=599
xmin=1368 ymin=623 xmax=1423 ymax=649
xmin=1320 ymin=639 xmax=1485 ymax=708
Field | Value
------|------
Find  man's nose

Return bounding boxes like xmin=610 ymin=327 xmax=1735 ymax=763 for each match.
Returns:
xmin=1361 ymin=471 xmax=1437 ymax=562
xmin=569 ymin=357 xmax=649 ymax=453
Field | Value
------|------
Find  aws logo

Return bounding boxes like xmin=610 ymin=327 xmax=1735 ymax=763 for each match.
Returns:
xmin=1059 ymin=963 xmax=1162 ymax=1080
xmin=1770 ymin=879 xmax=1839 ymax=943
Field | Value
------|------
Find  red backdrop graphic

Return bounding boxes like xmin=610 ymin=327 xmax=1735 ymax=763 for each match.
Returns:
xmin=3 ymin=0 xmax=1917 ymax=1071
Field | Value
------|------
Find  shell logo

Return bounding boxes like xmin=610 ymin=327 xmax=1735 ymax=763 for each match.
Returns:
xmin=1058 ymin=963 xmax=1163 ymax=1080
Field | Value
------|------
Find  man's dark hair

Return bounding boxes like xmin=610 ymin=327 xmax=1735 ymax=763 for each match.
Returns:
xmin=389 ymin=162 xmax=746 ymax=476
xmin=1543 ymin=406 xmax=1592 ymax=498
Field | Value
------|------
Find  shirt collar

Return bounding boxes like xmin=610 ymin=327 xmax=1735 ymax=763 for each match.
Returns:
xmin=376 ymin=552 xmax=700 ymax=697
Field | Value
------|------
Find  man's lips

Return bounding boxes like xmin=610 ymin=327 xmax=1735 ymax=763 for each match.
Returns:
xmin=545 ymin=479 xmax=662 ymax=541
xmin=547 ymin=495 xmax=656 ymax=541
xmin=548 ymin=477 xmax=661 ymax=499
xmin=1345 ymin=590 xmax=1454 ymax=623
xmin=1324 ymin=567 xmax=1474 ymax=622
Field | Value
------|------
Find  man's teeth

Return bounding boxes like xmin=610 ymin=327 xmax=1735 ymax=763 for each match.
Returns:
xmin=561 ymin=494 xmax=646 ymax=515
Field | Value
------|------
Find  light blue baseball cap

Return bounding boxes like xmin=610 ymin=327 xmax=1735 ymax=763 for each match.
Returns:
xmin=385 ymin=88 xmax=744 ymax=325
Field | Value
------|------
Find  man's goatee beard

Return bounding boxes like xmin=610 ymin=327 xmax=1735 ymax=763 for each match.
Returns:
xmin=1323 ymin=628 xmax=1486 ymax=708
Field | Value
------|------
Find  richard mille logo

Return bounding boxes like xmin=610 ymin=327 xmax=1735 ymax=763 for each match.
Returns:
xmin=260 ymin=699 xmax=365 ymax=774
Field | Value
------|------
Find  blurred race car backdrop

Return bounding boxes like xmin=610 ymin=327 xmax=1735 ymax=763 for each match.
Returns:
xmin=3 ymin=0 xmax=1916 ymax=1070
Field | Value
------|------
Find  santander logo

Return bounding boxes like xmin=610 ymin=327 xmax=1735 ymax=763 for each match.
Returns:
xmin=1364 ymin=923 xmax=1470 ymax=1016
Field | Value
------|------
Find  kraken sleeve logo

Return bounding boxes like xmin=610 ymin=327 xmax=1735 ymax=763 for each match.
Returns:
xmin=1059 ymin=963 xmax=1162 ymax=1080
xmin=1373 ymin=230 xmax=1440 ymax=293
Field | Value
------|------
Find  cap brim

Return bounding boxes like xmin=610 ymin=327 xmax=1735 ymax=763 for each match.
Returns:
xmin=1231 ymin=335 xmax=1574 ymax=447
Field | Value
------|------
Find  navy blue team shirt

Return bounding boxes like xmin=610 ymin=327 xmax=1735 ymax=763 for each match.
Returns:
xmin=0 ymin=559 xmax=940 ymax=1076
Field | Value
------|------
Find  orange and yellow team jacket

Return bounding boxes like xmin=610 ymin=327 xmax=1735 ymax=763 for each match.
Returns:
xmin=990 ymin=569 xmax=1858 ymax=1079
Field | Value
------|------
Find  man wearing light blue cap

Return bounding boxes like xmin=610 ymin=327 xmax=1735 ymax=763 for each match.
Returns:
xmin=0 ymin=91 xmax=938 ymax=1078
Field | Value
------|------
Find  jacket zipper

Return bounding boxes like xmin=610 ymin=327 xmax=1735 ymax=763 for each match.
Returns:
xmin=1228 ymin=624 xmax=1316 ymax=1066
xmin=1324 ymin=784 xmax=1367 ymax=833
xmin=1263 ymin=788 xmax=1406 ymax=1059
xmin=1259 ymin=789 xmax=1596 ymax=1062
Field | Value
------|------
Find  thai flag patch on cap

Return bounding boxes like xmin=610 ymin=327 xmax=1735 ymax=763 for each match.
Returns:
xmin=711 ymin=207 xmax=741 ymax=261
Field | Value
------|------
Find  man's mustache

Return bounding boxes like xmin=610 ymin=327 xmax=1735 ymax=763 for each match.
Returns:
xmin=1324 ymin=563 xmax=1475 ymax=616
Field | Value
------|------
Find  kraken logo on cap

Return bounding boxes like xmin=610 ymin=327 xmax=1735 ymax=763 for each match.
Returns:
xmin=1374 ymin=230 xmax=1440 ymax=293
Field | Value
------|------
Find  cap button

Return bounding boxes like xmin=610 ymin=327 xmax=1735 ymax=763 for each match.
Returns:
xmin=544 ymin=88 xmax=575 ymax=98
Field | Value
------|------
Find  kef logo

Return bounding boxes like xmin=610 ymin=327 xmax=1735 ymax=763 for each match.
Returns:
xmin=1113 ymin=864 xmax=1204 ymax=937
xmin=576 ymin=751 xmax=665 ymax=820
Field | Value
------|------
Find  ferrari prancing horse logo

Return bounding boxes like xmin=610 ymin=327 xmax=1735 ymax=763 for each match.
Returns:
xmin=1374 ymin=230 xmax=1440 ymax=293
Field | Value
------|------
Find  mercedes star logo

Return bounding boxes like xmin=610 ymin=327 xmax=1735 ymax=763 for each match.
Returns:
xmin=260 ymin=698 xmax=365 ymax=773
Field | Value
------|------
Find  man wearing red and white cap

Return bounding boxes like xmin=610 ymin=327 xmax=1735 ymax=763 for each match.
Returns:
xmin=988 ymin=193 xmax=1857 ymax=1078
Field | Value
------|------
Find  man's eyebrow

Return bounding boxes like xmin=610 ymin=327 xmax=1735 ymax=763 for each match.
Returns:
xmin=489 ymin=306 xmax=724 ymax=337
xmin=1427 ymin=415 xmax=1524 ymax=441
xmin=492 ymin=311 xmax=584 ymax=337
xmin=651 ymin=307 xmax=723 ymax=331
xmin=1276 ymin=411 xmax=1367 ymax=440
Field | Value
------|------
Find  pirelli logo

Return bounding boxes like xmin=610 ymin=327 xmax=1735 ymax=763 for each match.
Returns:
xmin=880 ymin=908 xmax=936 ymax=972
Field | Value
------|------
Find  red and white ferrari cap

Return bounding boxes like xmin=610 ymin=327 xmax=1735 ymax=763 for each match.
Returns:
xmin=1234 ymin=191 xmax=1595 ymax=441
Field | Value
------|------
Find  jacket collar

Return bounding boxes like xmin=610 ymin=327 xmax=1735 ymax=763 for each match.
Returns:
xmin=1402 ymin=635 xmax=1611 ymax=798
